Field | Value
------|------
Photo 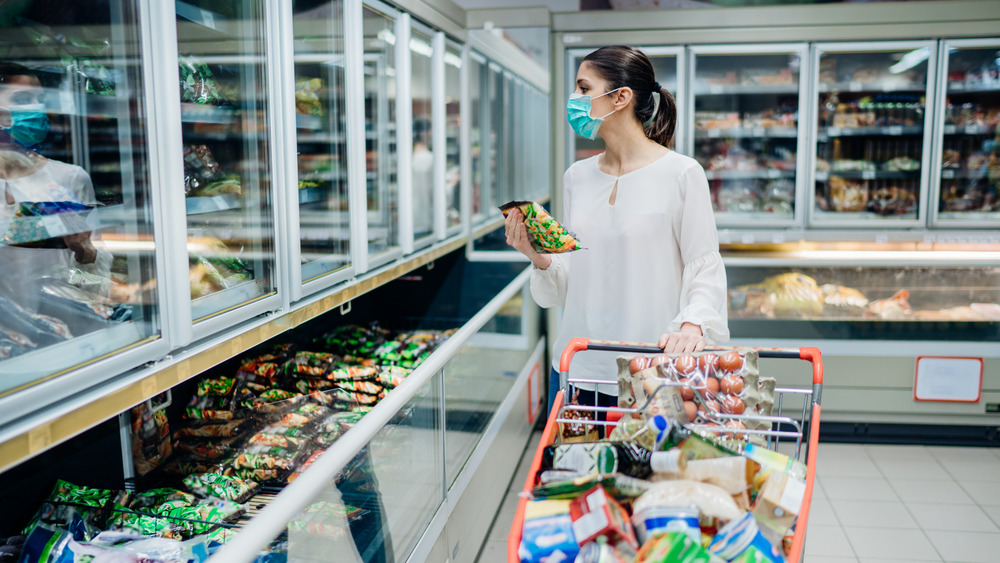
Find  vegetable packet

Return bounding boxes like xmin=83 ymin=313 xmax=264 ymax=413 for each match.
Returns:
xmin=499 ymin=200 xmax=582 ymax=253
xmin=183 ymin=473 xmax=259 ymax=504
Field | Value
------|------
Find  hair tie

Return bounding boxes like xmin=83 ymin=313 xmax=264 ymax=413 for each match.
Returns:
xmin=652 ymin=81 xmax=661 ymax=92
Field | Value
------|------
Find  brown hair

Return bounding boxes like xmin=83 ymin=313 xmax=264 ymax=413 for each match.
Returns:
xmin=582 ymin=45 xmax=676 ymax=148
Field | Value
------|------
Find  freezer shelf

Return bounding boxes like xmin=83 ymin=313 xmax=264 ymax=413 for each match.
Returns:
xmin=691 ymin=46 xmax=806 ymax=226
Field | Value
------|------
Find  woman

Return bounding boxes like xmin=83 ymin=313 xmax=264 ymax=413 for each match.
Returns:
xmin=0 ymin=61 xmax=110 ymax=314
xmin=504 ymin=45 xmax=729 ymax=412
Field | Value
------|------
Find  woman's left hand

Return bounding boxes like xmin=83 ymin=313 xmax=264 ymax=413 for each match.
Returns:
xmin=658 ymin=322 xmax=706 ymax=354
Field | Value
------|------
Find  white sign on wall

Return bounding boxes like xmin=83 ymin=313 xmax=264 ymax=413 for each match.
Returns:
xmin=914 ymin=356 xmax=983 ymax=403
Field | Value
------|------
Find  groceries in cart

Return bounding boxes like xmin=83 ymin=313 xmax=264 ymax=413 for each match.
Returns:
xmin=517 ymin=349 xmax=809 ymax=563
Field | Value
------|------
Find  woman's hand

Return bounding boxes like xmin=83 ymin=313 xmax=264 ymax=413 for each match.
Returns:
xmin=505 ymin=209 xmax=552 ymax=270
xmin=658 ymin=322 xmax=706 ymax=354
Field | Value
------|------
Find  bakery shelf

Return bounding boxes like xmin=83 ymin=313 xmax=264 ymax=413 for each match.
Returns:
xmin=692 ymin=83 xmax=798 ymax=95
xmin=817 ymin=125 xmax=923 ymax=139
xmin=942 ymin=124 xmax=997 ymax=135
xmin=818 ymin=81 xmax=927 ymax=93
xmin=694 ymin=127 xmax=798 ymax=139
xmin=705 ymin=169 xmax=796 ymax=180
xmin=947 ymin=83 xmax=1000 ymax=94
xmin=815 ymin=170 xmax=920 ymax=181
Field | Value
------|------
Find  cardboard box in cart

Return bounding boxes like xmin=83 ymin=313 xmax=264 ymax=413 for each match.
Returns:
xmin=508 ymin=338 xmax=824 ymax=563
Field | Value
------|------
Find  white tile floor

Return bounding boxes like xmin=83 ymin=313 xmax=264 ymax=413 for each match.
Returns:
xmin=476 ymin=435 xmax=1000 ymax=563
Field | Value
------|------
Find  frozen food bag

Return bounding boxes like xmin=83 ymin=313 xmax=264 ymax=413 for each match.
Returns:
xmin=130 ymin=394 xmax=173 ymax=476
xmin=499 ymin=200 xmax=582 ymax=254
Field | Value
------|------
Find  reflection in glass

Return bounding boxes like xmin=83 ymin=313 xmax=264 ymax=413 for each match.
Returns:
xmin=938 ymin=45 xmax=1000 ymax=220
xmin=176 ymin=0 xmax=277 ymax=319
xmin=363 ymin=6 xmax=398 ymax=258
xmin=693 ymin=52 xmax=800 ymax=221
xmin=0 ymin=4 xmax=158 ymax=391
xmin=571 ymin=53 xmax=678 ymax=161
xmin=815 ymin=48 xmax=929 ymax=221
xmin=487 ymin=65 xmax=503 ymax=212
xmin=293 ymin=0 xmax=350 ymax=283
xmin=410 ymin=29 xmax=434 ymax=242
xmin=469 ymin=55 xmax=486 ymax=223
xmin=444 ymin=46 xmax=462 ymax=229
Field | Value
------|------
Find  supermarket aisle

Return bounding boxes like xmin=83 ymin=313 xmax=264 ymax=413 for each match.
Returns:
xmin=480 ymin=439 xmax=1000 ymax=563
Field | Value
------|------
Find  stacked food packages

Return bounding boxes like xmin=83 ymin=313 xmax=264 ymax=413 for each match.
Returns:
xmin=727 ymin=272 xmax=1000 ymax=322
xmin=7 ymin=324 xmax=454 ymax=563
xmin=519 ymin=350 xmax=806 ymax=563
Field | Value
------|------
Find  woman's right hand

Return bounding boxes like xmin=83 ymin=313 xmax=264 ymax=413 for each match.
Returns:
xmin=504 ymin=209 xmax=552 ymax=270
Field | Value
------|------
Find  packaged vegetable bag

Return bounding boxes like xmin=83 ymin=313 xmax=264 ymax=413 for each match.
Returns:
xmin=500 ymin=201 xmax=582 ymax=254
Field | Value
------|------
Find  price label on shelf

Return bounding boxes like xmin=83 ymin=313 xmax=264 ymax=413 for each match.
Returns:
xmin=767 ymin=169 xmax=781 ymax=178
xmin=862 ymin=170 xmax=876 ymax=180
xmin=753 ymin=128 xmax=766 ymax=137
xmin=708 ymin=129 xmax=721 ymax=138
xmin=740 ymin=233 xmax=755 ymax=244
xmin=827 ymin=127 xmax=841 ymax=136
xmin=887 ymin=126 xmax=903 ymax=136
xmin=771 ymin=233 xmax=786 ymax=244
xmin=914 ymin=357 xmax=983 ymax=402
xmin=943 ymin=125 xmax=956 ymax=135
xmin=875 ymin=234 xmax=889 ymax=244
xmin=942 ymin=170 xmax=956 ymax=180
xmin=849 ymin=82 xmax=863 ymax=92
xmin=710 ymin=85 xmax=723 ymax=94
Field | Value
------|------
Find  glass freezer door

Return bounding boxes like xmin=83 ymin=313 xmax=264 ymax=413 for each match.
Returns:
xmin=567 ymin=47 xmax=681 ymax=164
xmin=0 ymin=1 xmax=162 ymax=395
xmin=691 ymin=45 xmax=806 ymax=227
xmin=362 ymin=5 xmax=399 ymax=264
xmin=812 ymin=41 xmax=935 ymax=226
xmin=935 ymin=40 xmax=1000 ymax=225
xmin=410 ymin=27 xmax=435 ymax=246
xmin=444 ymin=43 xmax=463 ymax=233
xmin=292 ymin=0 xmax=351 ymax=285
xmin=175 ymin=0 xmax=277 ymax=321
xmin=468 ymin=53 xmax=488 ymax=227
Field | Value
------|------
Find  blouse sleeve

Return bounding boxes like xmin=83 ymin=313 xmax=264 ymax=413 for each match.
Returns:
xmin=529 ymin=166 xmax=573 ymax=309
xmin=666 ymin=163 xmax=730 ymax=344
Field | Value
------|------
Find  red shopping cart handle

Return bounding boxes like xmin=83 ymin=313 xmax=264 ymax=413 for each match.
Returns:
xmin=560 ymin=337 xmax=823 ymax=385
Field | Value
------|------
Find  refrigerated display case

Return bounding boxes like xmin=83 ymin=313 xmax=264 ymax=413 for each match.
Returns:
xmin=175 ymin=0 xmax=279 ymax=322
xmin=468 ymin=52 xmax=489 ymax=227
xmin=690 ymin=44 xmax=807 ymax=227
xmin=362 ymin=2 xmax=400 ymax=266
xmin=445 ymin=41 xmax=463 ymax=234
xmin=811 ymin=41 xmax=937 ymax=226
xmin=566 ymin=47 xmax=682 ymax=163
xmin=291 ymin=0 xmax=352 ymax=287
xmin=410 ymin=23 xmax=436 ymax=246
xmin=933 ymin=39 xmax=1000 ymax=226
xmin=0 ymin=2 xmax=165 ymax=407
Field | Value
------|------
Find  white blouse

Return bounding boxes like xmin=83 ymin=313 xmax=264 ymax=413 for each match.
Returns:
xmin=531 ymin=151 xmax=730 ymax=391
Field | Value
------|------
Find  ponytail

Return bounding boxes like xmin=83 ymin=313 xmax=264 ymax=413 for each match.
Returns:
xmin=645 ymin=87 xmax=677 ymax=149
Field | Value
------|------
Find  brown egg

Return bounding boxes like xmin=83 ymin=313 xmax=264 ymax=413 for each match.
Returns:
xmin=720 ymin=374 xmax=745 ymax=395
xmin=725 ymin=419 xmax=747 ymax=438
xmin=720 ymin=395 xmax=746 ymax=415
xmin=699 ymin=400 xmax=720 ymax=415
xmin=650 ymin=355 xmax=672 ymax=370
xmin=683 ymin=400 xmax=698 ymax=421
xmin=629 ymin=356 xmax=650 ymax=374
xmin=678 ymin=377 xmax=695 ymax=400
xmin=698 ymin=353 xmax=719 ymax=377
xmin=674 ymin=354 xmax=697 ymax=375
xmin=705 ymin=376 xmax=721 ymax=395
xmin=719 ymin=351 xmax=745 ymax=374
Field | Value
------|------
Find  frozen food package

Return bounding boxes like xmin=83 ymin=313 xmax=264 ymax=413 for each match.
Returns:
xmin=183 ymin=472 xmax=259 ymax=504
xmin=634 ymin=531 xmax=713 ymax=563
xmin=499 ymin=200 xmax=583 ymax=254
xmin=517 ymin=499 xmax=579 ymax=563
xmin=130 ymin=394 xmax=173 ymax=476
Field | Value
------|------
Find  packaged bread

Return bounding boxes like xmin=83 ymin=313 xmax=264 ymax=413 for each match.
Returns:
xmin=499 ymin=200 xmax=582 ymax=253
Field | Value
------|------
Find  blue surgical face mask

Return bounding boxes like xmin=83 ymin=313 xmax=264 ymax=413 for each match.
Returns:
xmin=1 ymin=103 xmax=50 ymax=148
xmin=566 ymin=87 xmax=621 ymax=140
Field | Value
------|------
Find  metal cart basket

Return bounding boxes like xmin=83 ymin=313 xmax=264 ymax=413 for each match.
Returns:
xmin=508 ymin=337 xmax=824 ymax=563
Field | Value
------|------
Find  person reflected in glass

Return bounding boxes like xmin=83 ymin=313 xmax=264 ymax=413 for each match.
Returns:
xmin=0 ymin=62 xmax=113 ymax=350
xmin=411 ymin=117 xmax=434 ymax=239
xmin=504 ymin=46 xmax=729 ymax=415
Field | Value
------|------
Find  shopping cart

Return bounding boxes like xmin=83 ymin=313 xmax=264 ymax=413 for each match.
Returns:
xmin=507 ymin=337 xmax=824 ymax=563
